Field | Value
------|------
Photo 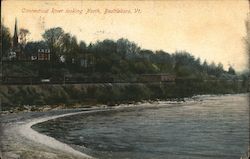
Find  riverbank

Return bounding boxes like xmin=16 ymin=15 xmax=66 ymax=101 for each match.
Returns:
xmin=0 ymin=81 xmax=247 ymax=111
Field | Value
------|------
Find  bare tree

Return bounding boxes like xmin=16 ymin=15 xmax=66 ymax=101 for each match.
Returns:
xmin=19 ymin=28 xmax=30 ymax=46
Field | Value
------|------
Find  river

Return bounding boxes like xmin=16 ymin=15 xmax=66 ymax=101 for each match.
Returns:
xmin=32 ymin=94 xmax=249 ymax=159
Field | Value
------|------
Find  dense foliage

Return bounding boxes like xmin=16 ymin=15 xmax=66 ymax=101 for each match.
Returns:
xmin=1 ymin=26 xmax=246 ymax=81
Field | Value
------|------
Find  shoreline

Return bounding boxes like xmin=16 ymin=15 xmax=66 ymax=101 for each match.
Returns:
xmin=0 ymin=108 xmax=99 ymax=159
xmin=18 ymin=111 xmax=93 ymax=159
xmin=1 ymin=92 xmax=245 ymax=115
xmin=1 ymin=104 xmax=160 ymax=159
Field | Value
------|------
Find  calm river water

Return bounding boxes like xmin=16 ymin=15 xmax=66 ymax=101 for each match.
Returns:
xmin=33 ymin=94 xmax=249 ymax=159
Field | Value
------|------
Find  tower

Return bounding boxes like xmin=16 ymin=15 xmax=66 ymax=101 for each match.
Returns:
xmin=12 ymin=18 xmax=18 ymax=50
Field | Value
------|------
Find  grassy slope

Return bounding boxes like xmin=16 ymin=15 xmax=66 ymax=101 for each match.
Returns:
xmin=0 ymin=80 xmax=248 ymax=111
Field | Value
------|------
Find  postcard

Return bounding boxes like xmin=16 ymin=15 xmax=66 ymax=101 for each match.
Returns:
xmin=0 ymin=0 xmax=249 ymax=159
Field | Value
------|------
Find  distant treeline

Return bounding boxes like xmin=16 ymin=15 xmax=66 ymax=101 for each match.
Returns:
xmin=2 ymin=25 xmax=248 ymax=82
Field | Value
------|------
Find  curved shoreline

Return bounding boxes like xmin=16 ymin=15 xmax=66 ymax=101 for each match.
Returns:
xmin=1 ymin=110 xmax=99 ymax=159
xmin=18 ymin=111 xmax=93 ymax=159
xmin=1 ymin=103 xmax=166 ymax=159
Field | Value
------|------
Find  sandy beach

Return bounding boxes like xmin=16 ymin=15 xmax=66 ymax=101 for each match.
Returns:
xmin=0 ymin=109 xmax=95 ymax=159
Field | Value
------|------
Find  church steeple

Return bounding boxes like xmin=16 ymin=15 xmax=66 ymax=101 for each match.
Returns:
xmin=13 ymin=18 xmax=18 ymax=49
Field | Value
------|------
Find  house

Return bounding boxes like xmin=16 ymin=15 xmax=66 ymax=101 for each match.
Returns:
xmin=30 ymin=49 xmax=50 ymax=61
xmin=37 ymin=49 xmax=50 ymax=61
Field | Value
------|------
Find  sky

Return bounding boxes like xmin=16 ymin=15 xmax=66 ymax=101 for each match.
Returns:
xmin=2 ymin=0 xmax=249 ymax=71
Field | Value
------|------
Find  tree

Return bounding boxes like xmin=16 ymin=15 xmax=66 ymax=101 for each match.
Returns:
xmin=228 ymin=65 xmax=236 ymax=75
xmin=202 ymin=60 xmax=208 ymax=73
xmin=217 ymin=62 xmax=224 ymax=71
xmin=117 ymin=38 xmax=140 ymax=59
xmin=19 ymin=28 xmax=30 ymax=46
xmin=67 ymin=36 xmax=79 ymax=63
xmin=60 ymin=33 xmax=71 ymax=55
xmin=19 ymin=28 xmax=30 ymax=54
xmin=79 ymin=41 xmax=86 ymax=53
xmin=139 ymin=49 xmax=154 ymax=60
xmin=173 ymin=51 xmax=198 ymax=76
xmin=154 ymin=50 xmax=173 ymax=72
xmin=1 ymin=25 xmax=12 ymax=59
xmin=90 ymin=40 xmax=117 ymax=72
xmin=42 ymin=27 xmax=64 ymax=61
xmin=95 ymin=39 xmax=117 ymax=56
xmin=58 ymin=32 xmax=81 ymax=64
xmin=216 ymin=62 xmax=224 ymax=76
